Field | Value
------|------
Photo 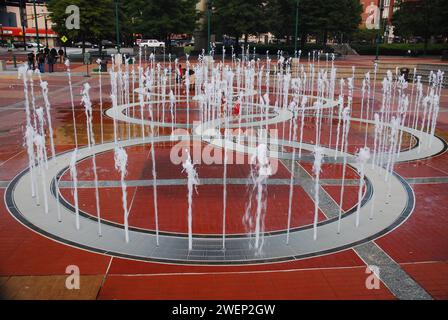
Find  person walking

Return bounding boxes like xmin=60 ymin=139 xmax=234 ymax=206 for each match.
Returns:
xmin=176 ymin=64 xmax=183 ymax=84
xmin=27 ymin=51 xmax=35 ymax=70
xmin=37 ymin=50 xmax=45 ymax=73
xmin=58 ymin=48 xmax=64 ymax=64
xmin=48 ymin=48 xmax=57 ymax=73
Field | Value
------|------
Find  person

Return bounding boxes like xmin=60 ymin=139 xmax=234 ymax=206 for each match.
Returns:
xmin=58 ymin=48 xmax=64 ymax=63
xmin=176 ymin=63 xmax=183 ymax=84
xmin=232 ymin=99 xmax=240 ymax=118
xmin=189 ymin=70 xmax=196 ymax=89
xmin=48 ymin=48 xmax=57 ymax=73
xmin=27 ymin=51 xmax=35 ymax=70
xmin=50 ymin=47 xmax=57 ymax=59
xmin=37 ymin=50 xmax=45 ymax=73
xmin=220 ymin=92 xmax=226 ymax=117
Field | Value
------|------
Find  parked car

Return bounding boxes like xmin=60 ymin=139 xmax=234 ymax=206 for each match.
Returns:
xmin=74 ymin=41 xmax=98 ymax=48
xmin=101 ymin=40 xmax=115 ymax=48
xmin=175 ymin=39 xmax=194 ymax=47
xmin=184 ymin=39 xmax=194 ymax=47
xmin=139 ymin=39 xmax=165 ymax=48
xmin=27 ymin=42 xmax=45 ymax=49
xmin=12 ymin=41 xmax=31 ymax=48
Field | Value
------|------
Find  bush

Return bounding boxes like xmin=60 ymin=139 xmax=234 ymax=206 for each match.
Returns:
xmin=186 ymin=43 xmax=334 ymax=58
xmin=350 ymin=43 xmax=448 ymax=56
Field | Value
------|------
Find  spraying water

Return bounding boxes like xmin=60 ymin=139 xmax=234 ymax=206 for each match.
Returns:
xmin=96 ymin=58 xmax=104 ymax=143
xmin=69 ymin=149 xmax=80 ymax=229
xmin=24 ymin=124 xmax=36 ymax=195
xmin=182 ymin=150 xmax=199 ymax=251
xmin=65 ymin=59 xmax=78 ymax=147
xmin=243 ymin=143 xmax=272 ymax=251
xmin=81 ymin=83 xmax=102 ymax=236
xmin=286 ymin=101 xmax=299 ymax=244
xmin=355 ymin=147 xmax=371 ymax=227
xmin=312 ymin=145 xmax=324 ymax=240
xmin=337 ymin=107 xmax=351 ymax=234
xmin=114 ymin=146 xmax=129 ymax=242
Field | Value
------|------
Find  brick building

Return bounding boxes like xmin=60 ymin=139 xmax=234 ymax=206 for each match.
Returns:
xmin=0 ymin=0 xmax=57 ymax=47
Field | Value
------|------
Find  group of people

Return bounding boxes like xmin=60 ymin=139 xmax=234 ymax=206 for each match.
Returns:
xmin=27 ymin=47 xmax=65 ymax=73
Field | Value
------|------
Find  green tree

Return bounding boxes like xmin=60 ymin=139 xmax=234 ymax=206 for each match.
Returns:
xmin=264 ymin=0 xmax=362 ymax=46
xmin=393 ymin=0 xmax=448 ymax=53
xmin=298 ymin=0 xmax=362 ymax=45
xmin=265 ymin=0 xmax=296 ymax=43
xmin=211 ymin=0 xmax=268 ymax=46
xmin=47 ymin=0 xmax=115 ymax=53
xmin=122 ymin=0 xmax=199 ymax=46
xmin=352 ymin=28 xmax=378 ymax=45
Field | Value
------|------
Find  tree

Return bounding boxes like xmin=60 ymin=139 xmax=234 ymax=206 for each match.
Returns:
xmin=393 ymin=0 xmax=448 ymax=53
xmin=298 ymin=0 xmax=362 ymax=44
xmin=352 ymin=28 xmax=378 ymax=45
xmin=264 ymin=0 xmax=362 ymax=46
xmin=211 ymin=0 xmax=268 ymax=46
xmin=265 ymin=0 xmax=296 ymax=43
xmin=121 ymin=0 xmax=199 ymax=46
xmin=47 ymin=0 xmax=115 ymax=53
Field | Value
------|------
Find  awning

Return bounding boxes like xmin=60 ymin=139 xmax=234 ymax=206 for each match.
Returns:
xmin=0 ymin=26 xmax=57 ymax=38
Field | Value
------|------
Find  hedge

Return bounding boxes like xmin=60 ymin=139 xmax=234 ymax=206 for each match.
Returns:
xmin=350 ymin=43 xmax=448 ymax=56
xmin=185 ymin=43 xmax=334 ymax=58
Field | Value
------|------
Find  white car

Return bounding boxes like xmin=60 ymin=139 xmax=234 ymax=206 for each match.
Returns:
xmin=28 ymin=42 xmax=45 ymax=49
xmin=139 ymin=39 xmax=165 ymax=48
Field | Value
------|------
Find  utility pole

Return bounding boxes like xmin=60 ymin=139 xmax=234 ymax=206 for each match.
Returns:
xmin=115 ymin=0 xmax=121 ymax=53
xmin=19 ymin=0 xmax=27 ymax=51
xmin=44 ymin=16 xmax=48 ymax=48
xmin=207 ymin=0 xmax=212 ymax=54
xmin=375 ymin=0 xmax=384 ymax=61
xmin=32 ymin=0 xmax=40 ymax=48
xmin=294 ymin=0 xmax=300 ymax=54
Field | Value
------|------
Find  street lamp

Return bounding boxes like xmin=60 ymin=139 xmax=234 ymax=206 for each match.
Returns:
xmin=115 ymin=0 xmax=121 ymax=53
xmin=19 ymin=0 xmax=27 ymax=51
xmin=44 ymin=16 xmax=48 ymax=48
xmin=375 ymin=0 xmax=384 ymax=61
xmin=294 ymin=0 xmax=300 ymax=54
xmin=207 ymin=0 xmax=212 ymax=54
xmin=32 ymin=0 xmax=40 ymax=48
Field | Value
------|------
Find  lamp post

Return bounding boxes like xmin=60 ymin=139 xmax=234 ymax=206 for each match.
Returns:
xmin=115 ymin=0 xmax=121 ymax=53
xmin=375 ymin=0 xmax=384 ymax=61
xmin=32 ymin=0 xmax=40 ymax=48
xmin=294 ymin=0 xmax=300 ymax=54
xmin=207 ymin=0 xmax=212 ymax=54
xmin=19 ymin=0 xmax=27 ymax=51
xmin=44 ymin=16 xmax=48 ymax=48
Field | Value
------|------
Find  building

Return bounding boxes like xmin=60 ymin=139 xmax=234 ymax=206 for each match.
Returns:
xmin=360 ymin=0 xmax=397 ymax=43
xmin=0 ymin=0 xmax=57 ymax=48
xmin=193 ymin=0 xmax=400 ymax=49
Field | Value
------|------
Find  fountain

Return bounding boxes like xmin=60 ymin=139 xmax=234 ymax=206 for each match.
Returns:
xmin=69 ymin=149 xmax=80 ymax=230
xmin=244 ymin=143 xmax=272 ymax=251
xmin=114 ymin=146 xmax=129 ymax=242
xmin=13 ymin=42 xmax=446 ymax=265
xmin=81 ymin=82 xmax=102 ymax=236
xmin=312 ymin=145 xmax=324 ymax=240
xmin=182 ymin=150 xmax=199 ymax=251
xmin=355 ymin=146 xmax=371 ymax=227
